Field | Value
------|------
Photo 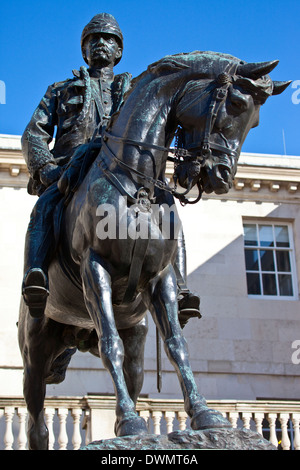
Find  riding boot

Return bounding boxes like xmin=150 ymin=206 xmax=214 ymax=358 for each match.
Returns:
xmin=175 ymin=229 xmax=201 ymax=328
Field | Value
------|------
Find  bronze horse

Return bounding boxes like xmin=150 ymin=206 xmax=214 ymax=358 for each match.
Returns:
xmin=18 ymin=51 xmax=289 ymax=449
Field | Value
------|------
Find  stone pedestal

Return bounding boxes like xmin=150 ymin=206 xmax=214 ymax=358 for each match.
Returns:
xmin=80 ymin=428 xmax=276 ymax=450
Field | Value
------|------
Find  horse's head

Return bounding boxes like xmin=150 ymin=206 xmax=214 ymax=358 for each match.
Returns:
xmin=175 ymin=59 xmax=291 ymax=195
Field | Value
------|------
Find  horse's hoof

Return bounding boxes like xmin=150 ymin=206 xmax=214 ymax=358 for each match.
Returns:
xmin=115 ymin=415 xmax=148 ymax=437
xmin=28 ymin=425 xmax=49 ymax=450
xmin=191 ymin=406 xmax=232 ymax=430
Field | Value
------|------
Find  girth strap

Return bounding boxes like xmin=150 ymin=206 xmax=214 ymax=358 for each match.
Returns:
xmin=122 ymin=212 xmax=150 ymax=304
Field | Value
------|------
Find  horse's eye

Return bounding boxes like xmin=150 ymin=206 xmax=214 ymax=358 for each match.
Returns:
xmin=230 ymin=90 xmax=249 ymax=111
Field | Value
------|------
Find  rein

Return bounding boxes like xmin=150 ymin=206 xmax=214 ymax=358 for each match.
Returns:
xmin=178 ymin=71 xmax=239 ymax=160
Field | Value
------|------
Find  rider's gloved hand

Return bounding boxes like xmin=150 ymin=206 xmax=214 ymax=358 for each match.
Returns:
xmin=39 ymin=163 xmax=63 ymax=187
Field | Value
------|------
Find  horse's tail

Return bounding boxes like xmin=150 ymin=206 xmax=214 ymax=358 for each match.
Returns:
xmin=45 ymin=348 xmax=77 ymax=384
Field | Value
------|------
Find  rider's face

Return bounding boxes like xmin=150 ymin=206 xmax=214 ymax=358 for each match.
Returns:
xmin=83 ymin=33 xmax=122 ymax=68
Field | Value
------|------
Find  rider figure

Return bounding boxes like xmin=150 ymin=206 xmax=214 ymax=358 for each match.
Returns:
xmin=22 ymin=13 xmax=129 ymax=317
xmin=22 ymin=13 xmax=200 ymax=324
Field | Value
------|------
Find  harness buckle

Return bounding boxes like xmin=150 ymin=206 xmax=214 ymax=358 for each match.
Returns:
xmin=176 ymin=148 xmax=189 ymax=158
xmin=216 ymin=88 xmax=227 ymax=101
xmin=136 ymin=187 xmax=152 ymax=212
xmin=201 ymin=142 xmax=212 ymax=158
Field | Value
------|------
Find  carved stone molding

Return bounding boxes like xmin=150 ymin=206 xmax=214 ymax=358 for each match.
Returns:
xmin=1 ymin=135 xmax=300 ymax=199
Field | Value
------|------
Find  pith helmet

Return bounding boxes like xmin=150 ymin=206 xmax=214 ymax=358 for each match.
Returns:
xmin=81 ymin=13 xmax=123 ymax=64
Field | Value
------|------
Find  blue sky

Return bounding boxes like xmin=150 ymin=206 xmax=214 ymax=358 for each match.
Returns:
xmin=0 ymin=0 xmax=299 ymax=155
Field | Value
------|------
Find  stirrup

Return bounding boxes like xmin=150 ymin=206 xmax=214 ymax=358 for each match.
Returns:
xmin=178 ymin=292 xmax=201 ymax=328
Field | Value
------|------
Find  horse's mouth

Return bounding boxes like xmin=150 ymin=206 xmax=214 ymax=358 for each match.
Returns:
xmin=201 ymin=163 xmax=234 ymax=195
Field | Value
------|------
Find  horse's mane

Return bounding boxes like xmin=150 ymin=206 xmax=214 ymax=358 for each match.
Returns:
xmin=124 ymin=50 xmax=274 ymax=105
xmin=129 ymin=51 xmax=242 ymax=87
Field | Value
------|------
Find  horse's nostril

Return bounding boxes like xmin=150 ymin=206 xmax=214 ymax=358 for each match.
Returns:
xmin=216 ymin=164 xmax=231 ymax=181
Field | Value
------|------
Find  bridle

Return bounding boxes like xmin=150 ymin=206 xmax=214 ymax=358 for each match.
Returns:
xmin=176 ymin=70 xmax=239 ymax=161
xmin=99 ymin=69 xmax=238 ymax=206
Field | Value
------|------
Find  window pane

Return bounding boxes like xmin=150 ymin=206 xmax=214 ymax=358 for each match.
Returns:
xmin=276 ymin=251 xmax=291 ymax=272
xmin=259 ymin=225 xmax=274 ymax=247
xmin=244 ymin=224 xmax=258 ymax=246
xmin=278 ymin=274 xmax=293 ymax=296
xmin=262 ymin=273 xmax=277 ymax=295
xmin=260 ymin=250 xmax=275 ymax=271
xmin=275 ymin=225 xmax=290 ymax=247
xmin=244 ymin=222 xmax=296 ymax=298
xmin=247 ymin=273 xmax=261 ymax=295
xmin=245 ymin=249 xmax=259 ymax=271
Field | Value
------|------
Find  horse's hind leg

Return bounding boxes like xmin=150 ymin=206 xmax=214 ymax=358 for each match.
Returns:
xmin=150 ymin=265 xmax=231 ymax=430
xmin=81 ymin=249 xmax=148 ymax=437
xmin=18 ymin=305 xmax=67 ymax=449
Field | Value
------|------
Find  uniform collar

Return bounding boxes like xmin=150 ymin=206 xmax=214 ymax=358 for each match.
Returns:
xmin=73 ymin=66 xmax=114 ymax=82
xmin=88 ymin=67 xmax=114 ymax=82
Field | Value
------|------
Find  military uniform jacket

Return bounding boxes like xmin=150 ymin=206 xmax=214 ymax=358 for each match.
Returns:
xmin=22 ymin=66 xmax=132 ymax=194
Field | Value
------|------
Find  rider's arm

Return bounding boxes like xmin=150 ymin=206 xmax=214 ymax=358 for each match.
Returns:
xmin=21 ymin=84 xmax=59 ymax=186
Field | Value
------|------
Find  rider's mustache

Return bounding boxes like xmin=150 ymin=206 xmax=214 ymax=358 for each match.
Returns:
xmin=91 ymin=46 xmax=109 ymax=54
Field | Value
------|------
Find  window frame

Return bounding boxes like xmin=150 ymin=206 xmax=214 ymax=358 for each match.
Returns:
xmin=243 ymin=220 xmax=298 ymax=300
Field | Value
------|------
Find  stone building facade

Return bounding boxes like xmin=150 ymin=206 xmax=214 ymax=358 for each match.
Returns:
xmin=0 ymin=133 xmax=299 ymax=403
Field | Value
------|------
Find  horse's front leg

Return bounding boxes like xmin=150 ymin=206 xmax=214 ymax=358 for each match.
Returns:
xmin=81 ymin=249 xmax=148 ymax=437
xmin=149 ymin=264 xmax=231 ymax=430
xmin=119 ymin=317 xmax=148 ymax=406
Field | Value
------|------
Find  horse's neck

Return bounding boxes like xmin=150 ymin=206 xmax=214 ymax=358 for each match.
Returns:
xmin=98 ymin=52 xmax=238 ymax=179
xmin=103 ymin=75 xmax=176 ymax=181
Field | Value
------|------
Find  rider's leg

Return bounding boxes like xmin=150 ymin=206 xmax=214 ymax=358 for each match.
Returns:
xmin=22 ymin=183 xmax=62 ymax=318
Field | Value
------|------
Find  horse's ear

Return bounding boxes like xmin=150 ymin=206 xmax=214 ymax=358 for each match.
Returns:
xmin=272 ymin=80 xmax=292 ymax=95
xmin=237 ymin=60 xmax=279 ymax=79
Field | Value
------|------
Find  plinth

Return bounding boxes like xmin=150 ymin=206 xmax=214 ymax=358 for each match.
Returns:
xmin=80 ymin=428 xmax=276 ymax=450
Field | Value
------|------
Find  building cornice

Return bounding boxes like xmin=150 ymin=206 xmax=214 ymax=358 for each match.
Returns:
xmin=0 ymin=134 xmax=300 ymax=200
xmin=233 ymin=152 xmax=300 ymax=197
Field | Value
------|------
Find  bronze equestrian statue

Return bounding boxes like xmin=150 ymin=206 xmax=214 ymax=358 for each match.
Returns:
xmin=18 ymin=14 xmax=290 ymax=450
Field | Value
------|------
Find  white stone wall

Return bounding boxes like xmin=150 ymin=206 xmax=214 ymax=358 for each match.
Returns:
xmin=176 ymin=197 xmax=300 ymax=400
xmin=0 ymin=186 xmax=34 ymax=395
